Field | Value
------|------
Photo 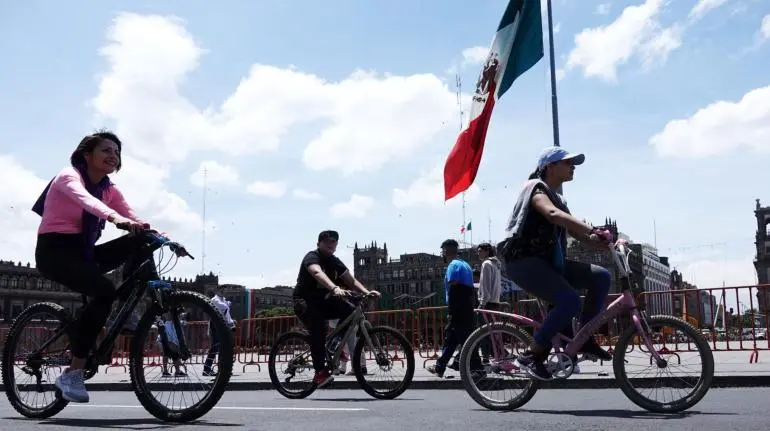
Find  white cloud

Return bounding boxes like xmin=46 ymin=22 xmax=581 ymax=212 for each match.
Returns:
xmin=93 ymin=13 xmax=458 ymax=178
xmin=247 ymin=180 xmax=287 ymax=198
xmin=301 ymin=71 xmax=457 ymax=175
xmin=565 ymin=0 xmax=680 ymax=82
xmin=688 ymin=0 xmax=729 ymax=22
xmin=292 ymin=188 xmax=324 ymax=201
xmin=0 ymin=156 xmax=48 ymax=263
xmin=761 ymin=14 xmax=770 ymax=40
xmin=649 ymin=85 xmax=770 ymax=158
xmin=596 ymin=3 xmax=612 ymax=15
xmin=392 ymin=163 xmax=480 ymax=209
xmin=461 ymin=46 xmax=489 ymax=67
xmin=677 ymin=258 xmax=756 ymax=289
xmin=221 ymin=267 xmax=297 ymax=289
xmin=189 ymin=160 xmax=239 ymax=188
xmin=329 ymin=194 xmax=375 ymax=218
xmin=639 ymin=25 xmax=683 ymax=69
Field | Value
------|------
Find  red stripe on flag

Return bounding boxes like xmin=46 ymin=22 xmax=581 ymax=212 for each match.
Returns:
xmin=443 ymin=81 xmax=498 ymax=201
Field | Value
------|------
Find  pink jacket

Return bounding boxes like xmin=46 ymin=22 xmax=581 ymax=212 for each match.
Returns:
xmin=38 ymin=167 xmax=144 ymax=235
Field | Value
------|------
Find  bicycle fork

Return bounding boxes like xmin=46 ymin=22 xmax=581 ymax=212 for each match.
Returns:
xmin=630 ymin=309 xmax=667 ymax=367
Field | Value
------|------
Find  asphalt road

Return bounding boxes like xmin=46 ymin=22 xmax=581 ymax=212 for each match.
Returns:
xmin=0 ymin=388 xmax=765 ymax=430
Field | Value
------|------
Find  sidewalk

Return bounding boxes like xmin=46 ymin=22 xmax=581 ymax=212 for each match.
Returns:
xmin=6 ymin=349 xmax=769 ymax=391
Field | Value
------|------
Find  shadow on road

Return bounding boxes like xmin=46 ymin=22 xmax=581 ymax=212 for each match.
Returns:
xmin=509 ymin=409 xmax=737 ymax=419
xmin=4 ymin=417 xmax=242 ymax=429
xmin=310 ymin=397 xmax=424 ymax=402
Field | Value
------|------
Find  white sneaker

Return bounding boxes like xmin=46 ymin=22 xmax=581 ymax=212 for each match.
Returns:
xmin=55 ymin=368 xmax=89 ymax=403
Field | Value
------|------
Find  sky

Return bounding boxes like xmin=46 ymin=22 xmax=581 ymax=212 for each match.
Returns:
xmin=1 ymin=0 xmax=769 ymax=304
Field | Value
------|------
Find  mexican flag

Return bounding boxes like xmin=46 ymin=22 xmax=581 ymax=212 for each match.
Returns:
xmin=443 ymin=0 xmax=544 ymax=200
xmin=460 ymin=222 xmax=472 ymax=234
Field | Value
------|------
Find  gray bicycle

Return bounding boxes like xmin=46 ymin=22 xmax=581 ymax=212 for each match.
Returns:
xmin=268 ymin=292 xmax=415 ymax=399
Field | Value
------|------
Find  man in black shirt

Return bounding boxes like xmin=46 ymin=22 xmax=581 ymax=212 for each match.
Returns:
xmin=293 ymin=230 xmax=380 ymax=387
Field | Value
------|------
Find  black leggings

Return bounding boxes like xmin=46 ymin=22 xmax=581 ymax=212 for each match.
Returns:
xmin=35 ymin=233 xmax=157 ymax=358
xmin=293 ymin=293 xmax=355 ymax=373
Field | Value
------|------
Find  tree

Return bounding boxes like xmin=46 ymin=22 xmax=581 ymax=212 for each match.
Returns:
xmin=256 ymin=306 xmax=293 ymax=318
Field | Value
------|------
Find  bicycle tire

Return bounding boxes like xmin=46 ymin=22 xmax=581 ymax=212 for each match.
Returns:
xmin=268 ymin=331 xmax=317 ymax=399
xmin=129 ymin=290 xmax=234 ymax=422
xmin=2 ymin=302 xmax=71 ymax=419
xmin=352 ymin=325 xmax=415 ymax=400
xmin=459 ymin=322 xmax=540 ymax=411
xmin=613 ymin=315 xmax=714 ymax=413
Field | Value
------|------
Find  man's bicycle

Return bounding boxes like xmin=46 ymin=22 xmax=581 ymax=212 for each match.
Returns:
xmin=459 ymin=239 xmax=714 ymax=413
xmin=268 ymin=292 xmax=415 ymax=400
xmin=1 ymin=229 xmax=234 ymax=422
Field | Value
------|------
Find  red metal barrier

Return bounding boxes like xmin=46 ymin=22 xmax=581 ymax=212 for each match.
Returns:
xmin=6 ymin=284 xmax=766 ymax=375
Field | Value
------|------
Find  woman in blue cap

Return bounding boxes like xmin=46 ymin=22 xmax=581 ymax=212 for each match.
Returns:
xmin=500 ymin=146 xmax=614 ymax=381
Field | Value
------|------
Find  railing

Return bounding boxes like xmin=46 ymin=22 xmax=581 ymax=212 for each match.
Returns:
xmin=5 ymin=285 xmax=769 ymax=373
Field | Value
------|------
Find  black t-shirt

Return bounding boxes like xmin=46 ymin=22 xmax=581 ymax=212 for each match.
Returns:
xmin=295 ymin=249 xmax=349 ymax=298
xmin=508 ymin=184 xmax=558 ymax=260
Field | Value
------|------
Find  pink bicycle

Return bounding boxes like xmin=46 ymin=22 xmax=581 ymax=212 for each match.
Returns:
xmin=458 ymin=240 xmax=714 ymax=413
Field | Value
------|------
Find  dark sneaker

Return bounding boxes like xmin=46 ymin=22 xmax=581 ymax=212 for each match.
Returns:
xmin=427 ymin=364 xmax=446 ymax=378
xmin=448 ymin=361 xmax=460 ymax=371
xmin=514 ymin=351 xmax=552 ymax=381
xmin=579 ymin=339 xmax=613 ymax=361
xmin=313 ymin=369 xmax=334 ymax=388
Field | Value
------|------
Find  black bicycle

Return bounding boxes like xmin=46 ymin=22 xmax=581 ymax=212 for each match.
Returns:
xmin=1 ymin=228 xmax=234 ymax=422
xmin=268 ymin=292 xmax=415 ymax=400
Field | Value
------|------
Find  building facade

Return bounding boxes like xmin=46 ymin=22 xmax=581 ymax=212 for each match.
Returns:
xmin=637 ymin=244 xmax=673 ymax=316
xmin=0 ymin=260 xmax=293 ymax=324
xmin=669 ymin=269 xmax=717 ymax=328
xmin=754 ymin=199 xmax=770 ymax=315
xmin=353 ymin=241 xmax=484 ymax=310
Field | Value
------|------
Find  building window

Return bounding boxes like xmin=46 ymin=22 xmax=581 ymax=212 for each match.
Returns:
xmin=399 ymin=269 xmax=405 ymax=278
xmin=378 ymin=271 xmax=383 ymax=280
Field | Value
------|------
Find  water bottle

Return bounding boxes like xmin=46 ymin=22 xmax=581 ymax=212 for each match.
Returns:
xmin=327 ymin=334 xmax=342 ymax=354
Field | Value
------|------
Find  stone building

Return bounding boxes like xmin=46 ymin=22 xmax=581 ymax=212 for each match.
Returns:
xmin=754 ymin=199 xmax=770 ymax=315
xmin=352 ymin=241 xmax=484 ymax=310
xmin=0 ymin=259 xmax=293 ymax=324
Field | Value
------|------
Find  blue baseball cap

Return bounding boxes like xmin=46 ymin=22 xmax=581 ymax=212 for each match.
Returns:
xmin=536 ymin=146 xmax=585 ymax=171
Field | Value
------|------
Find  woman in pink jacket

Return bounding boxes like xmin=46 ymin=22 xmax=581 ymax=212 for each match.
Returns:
xmin=32 ymin=131 xmax=157 ymax=403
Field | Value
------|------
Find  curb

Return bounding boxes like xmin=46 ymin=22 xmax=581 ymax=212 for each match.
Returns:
xmin=5 ymin=375 xmax=770 ymax=392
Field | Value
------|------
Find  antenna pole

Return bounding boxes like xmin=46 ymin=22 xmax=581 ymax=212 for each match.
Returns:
xmin=201 ymin=167 xmax=207 ymax=274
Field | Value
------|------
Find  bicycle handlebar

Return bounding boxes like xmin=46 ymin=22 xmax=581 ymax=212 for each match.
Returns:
xmin=116 ymin=224 xmax=195 ymax=260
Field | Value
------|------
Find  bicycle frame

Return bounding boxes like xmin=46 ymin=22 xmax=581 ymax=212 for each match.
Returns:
xmin=477 ymin=241 xmax=665 ymax=365
xmin=26 ymin=232 xmax=192 ymax=369
xmin=324 ymin=296 xmax=379 ymax=367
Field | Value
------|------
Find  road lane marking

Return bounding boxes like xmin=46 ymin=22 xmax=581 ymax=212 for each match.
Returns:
xmin=67 ymin=404 xmax=368 ymax=411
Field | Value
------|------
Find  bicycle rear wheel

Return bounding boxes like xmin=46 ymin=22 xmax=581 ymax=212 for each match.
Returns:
xmin=268 ymin=331 xmax=317 ymax=399
xmin=2 ymin=302 xmax=72 ymax=419
xmin=613 ymin=315 xmax=714 ymax=413
xmin=129 ymin=290 xmax=233 ymax=422
xmin=459 ymin=322 xmax=540 ymax=411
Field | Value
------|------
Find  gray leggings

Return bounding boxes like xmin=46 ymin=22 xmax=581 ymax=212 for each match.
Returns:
xmin=505 ymin=257 xmax=611 ymax=349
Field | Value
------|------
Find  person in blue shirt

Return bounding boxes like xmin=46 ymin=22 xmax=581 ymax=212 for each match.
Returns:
xmin=428 ymin=239 xmax=483 ymax=377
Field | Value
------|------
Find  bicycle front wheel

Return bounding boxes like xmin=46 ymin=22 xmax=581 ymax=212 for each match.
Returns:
xmin=129 ymin=290 xmax=234 ymax=422
xmin=352 ymin=325 xmax=414 ymax=400
xmin=613 ymin=315 xmax=714 ymax=413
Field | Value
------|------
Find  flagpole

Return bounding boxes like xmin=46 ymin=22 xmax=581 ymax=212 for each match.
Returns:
xmin=546 ymin=0 xmax=560 ymax=148
xmin=456 ymin=73 xmax=467 ymax=245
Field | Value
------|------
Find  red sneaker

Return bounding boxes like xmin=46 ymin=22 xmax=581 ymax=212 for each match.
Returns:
xmin=313 ymin=369 xmax=333 ymax=388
